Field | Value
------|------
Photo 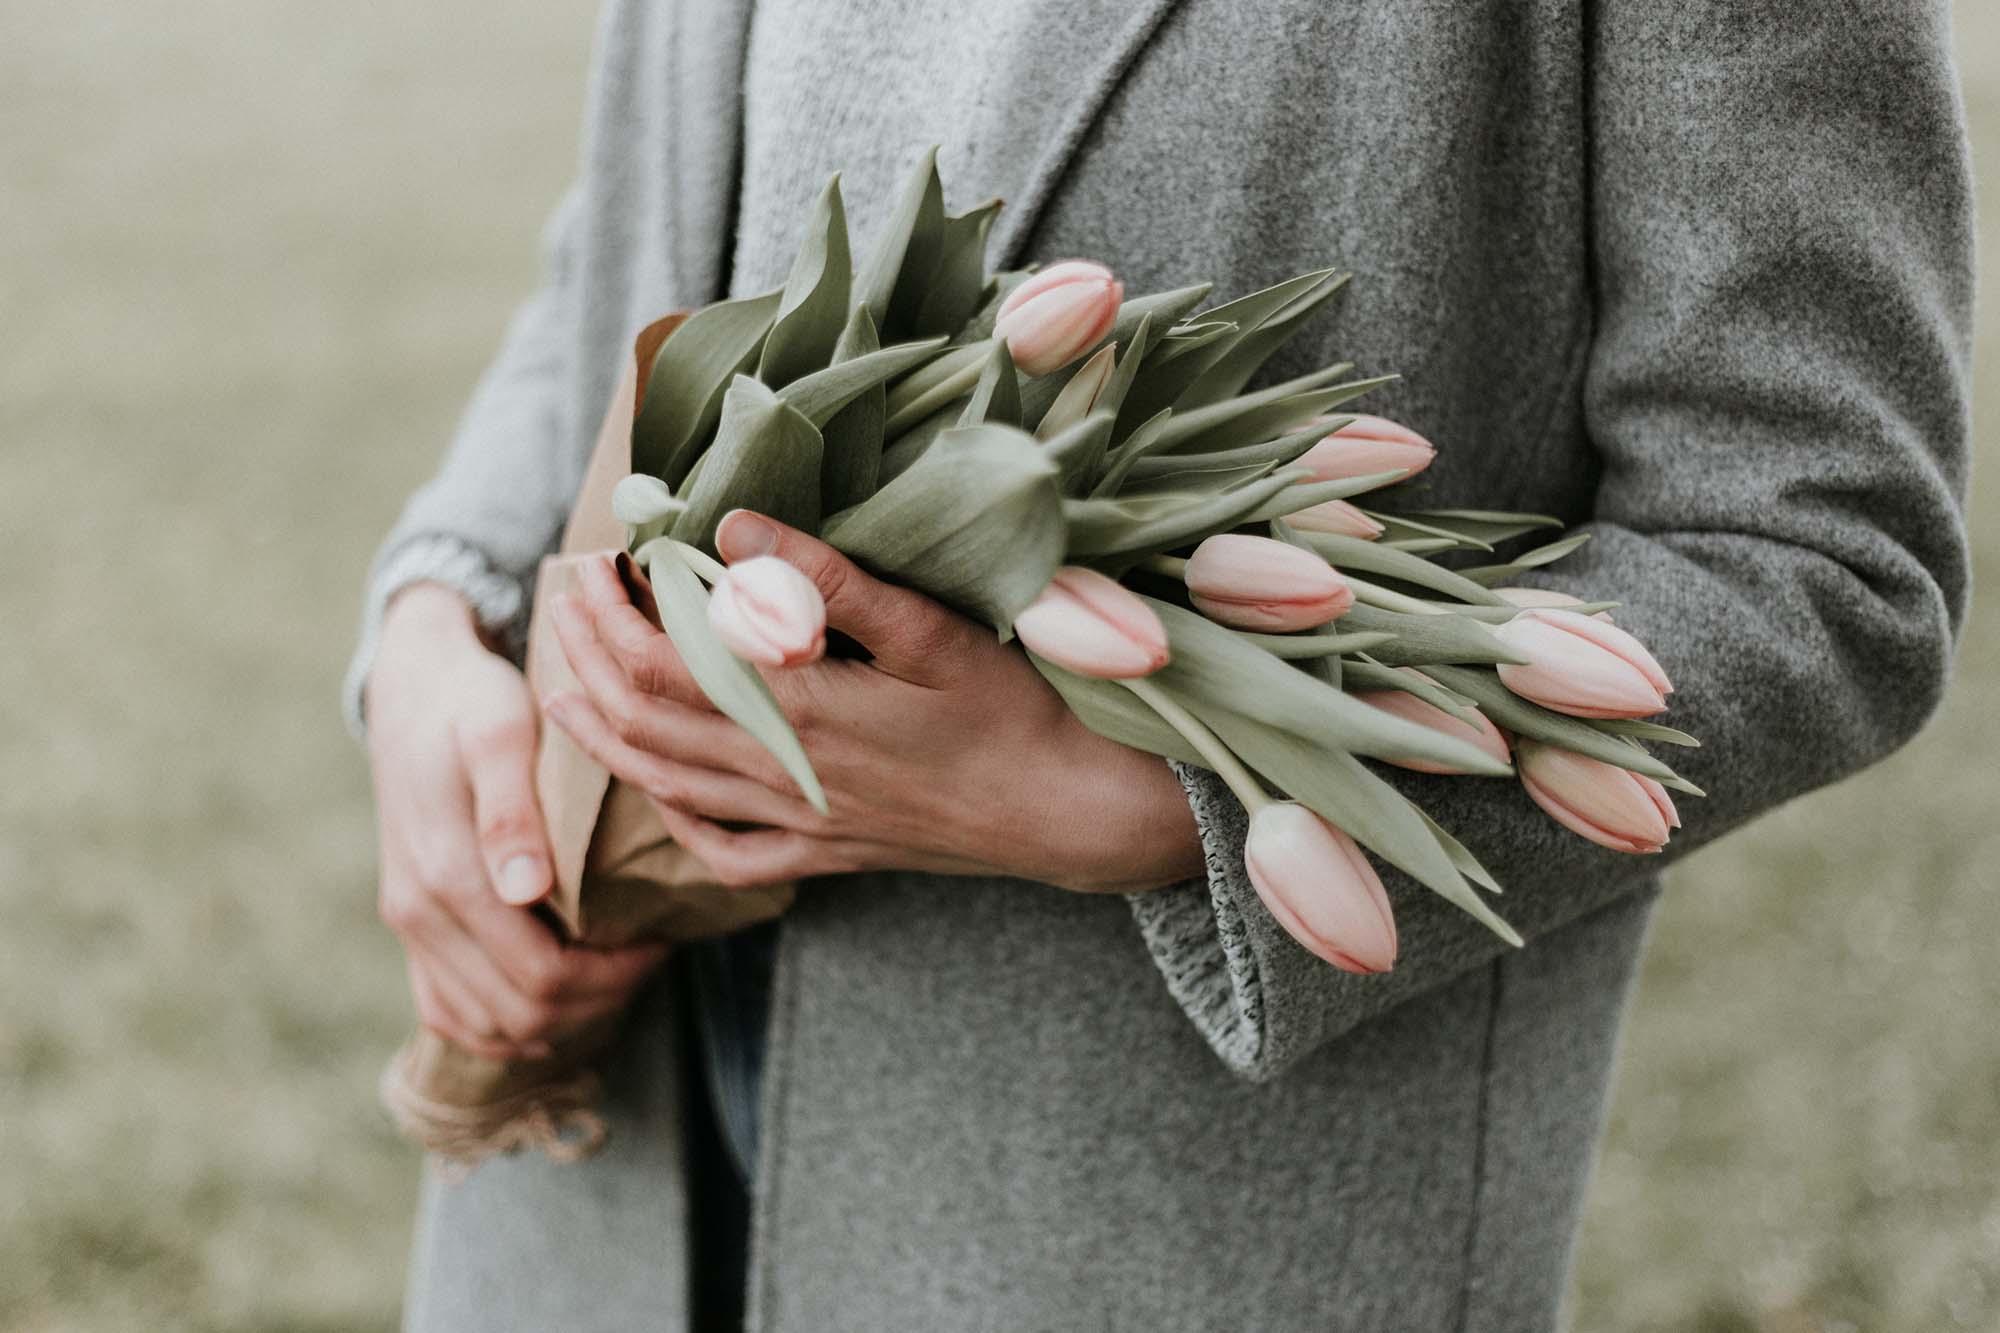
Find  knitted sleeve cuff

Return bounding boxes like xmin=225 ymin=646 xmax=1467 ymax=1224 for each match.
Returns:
xmin=1122 ymin=760 xmax=1269 ymax=1078
xmin=340 ymin=536 xmax=531 ymax=741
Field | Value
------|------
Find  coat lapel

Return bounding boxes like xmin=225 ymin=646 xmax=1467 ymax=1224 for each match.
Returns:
xmin=988 ymin=0 xmax=1192 ymax=268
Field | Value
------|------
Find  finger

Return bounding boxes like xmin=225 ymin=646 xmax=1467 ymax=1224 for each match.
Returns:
xmin=550 ymin=599 xmax=782 ymax=779
xmin=407 ymin=950 xmax=547 ymax=1060
xmin=649 ymin=800 xmax=879 ymax=890
xmin=447 ymin=872 xmax=667 ymax=1006
xmin=542 ymin=691 xmax=821 ymax=829
xmin=456 ymin=709 xmax=555 ymax=907
xmin=572 ymin=556 xmax=708 ymax=703
xmin=716 ymin=510 xmax=977 ymax=683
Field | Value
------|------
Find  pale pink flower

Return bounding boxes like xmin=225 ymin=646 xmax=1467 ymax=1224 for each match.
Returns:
xmin=1184 ymin=534 xmax=1354 ymax=631
xmin=1296 ymin=414 xmax=1437 ymax=484
xmin=707 ymin=556 xmax=827 ymax=668
xmin=1517 ymin=741 xmax=1680 ymax=854
xmin=993 ymin=260 xmax=1124 ymax=376
xmin=1014 ymin=566 xmax=1169 ymax=679
xmin=1245 ymin=803 xmax=1398 ymax=974
xmin=1491 ymin=608 xmax=1671 ymax=719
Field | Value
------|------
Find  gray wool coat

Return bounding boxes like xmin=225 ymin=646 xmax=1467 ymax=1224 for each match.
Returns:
xmin=349 ymin=0 xmax=1975 ymax=1328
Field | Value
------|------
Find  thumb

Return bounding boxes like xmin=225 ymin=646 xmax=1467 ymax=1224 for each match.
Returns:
xmin=716 ymin=509 xmax=967 ymax=679
xmin=458 ymin=715 xmax=556 ymax=906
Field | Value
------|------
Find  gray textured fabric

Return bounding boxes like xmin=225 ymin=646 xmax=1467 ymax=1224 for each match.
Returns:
xmin=356 ymin=0 xmax=1974 ymax=1327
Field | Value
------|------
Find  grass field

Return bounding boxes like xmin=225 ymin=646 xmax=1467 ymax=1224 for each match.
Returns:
xmin=1 ymin=5 xmax=1994 ymax=1329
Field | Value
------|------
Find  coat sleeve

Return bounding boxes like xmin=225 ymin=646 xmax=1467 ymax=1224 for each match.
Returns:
xmin=1129 ymin=0 xmax=1976 ymax=1080
xmin=340 ymin=187 xmax=589 ymax=737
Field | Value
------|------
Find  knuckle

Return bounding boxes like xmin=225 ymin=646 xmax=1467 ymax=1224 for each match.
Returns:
xmin=462 ymin=716 xmax=535 ymax=763
xmin=476 ymin=805 xmax=541 ymax=850
xmin=520 ymin=952 xmax=567 ymax=1002
xmin=378 ymin=892 xmax=422 ymax=934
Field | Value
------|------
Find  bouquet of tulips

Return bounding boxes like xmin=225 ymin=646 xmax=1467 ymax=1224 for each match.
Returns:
xmin=384 ymin=148 xmax=1702 ymax=1166
xmin=614 ymin=149 xmax=1701 ymax=965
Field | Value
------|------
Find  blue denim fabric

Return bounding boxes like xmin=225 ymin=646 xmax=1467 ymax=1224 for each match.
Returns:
xmin=684 ymin=921 xmax=779 ymax=1184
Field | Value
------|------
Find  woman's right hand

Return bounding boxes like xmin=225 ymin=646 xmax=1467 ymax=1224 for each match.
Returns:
xmin=365 ymin=583 xmax=667 ymax=1060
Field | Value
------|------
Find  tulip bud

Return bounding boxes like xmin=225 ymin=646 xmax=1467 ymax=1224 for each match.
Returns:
xmin=1357 ymin=674 xmax=1512 ymax=774
xmin=1184 ymin=534 xmax=1354 ymax=631
xmin=707 ymin=556 xmax=827 ymax=668
xmin=993 ymin=260 xmax=1124 ymax=377
xmin=1245 ymin=803 xmax=1398 ymax=974
xmin=1285 ymin=498 xmax=1385 ymax=540
xmin=1015 ymin=566 xmax=1170 ymax=679
xmin=1516 ymin=741 xmax=1679 ymax=854
xmin=1296 ymin=414 xmax=1437 ymax=484
xmin=1492 ymin=586 xmax=1612 ymax=622
xmin=1491 ymin=608 xmax=1671 ymax=719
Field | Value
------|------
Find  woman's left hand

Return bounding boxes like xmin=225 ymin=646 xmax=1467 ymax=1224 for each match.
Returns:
xmin=545 ymin=510 xmax=1205 ymax=896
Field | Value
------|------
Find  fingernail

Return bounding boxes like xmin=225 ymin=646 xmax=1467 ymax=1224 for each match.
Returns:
xmin=498 ymin=854 xmax=548 ymax=905
xmin=717 ymin=509 xmax=779 ymax=561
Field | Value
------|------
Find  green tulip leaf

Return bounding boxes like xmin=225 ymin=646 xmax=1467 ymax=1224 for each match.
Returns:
xmin=757 ymin=174 xmax=852 ymax=389
xmin=669 ymin=375 xmax=823 ymax=552
xmin=815 ymin=306 xmax=887 ymax=513
xmin=1028 ymin=657 xmax=1208 ymax=767
xmin=1336 ymin=604 xmax=1529 ymax=666
xmin=1460 ymin=532 xmax=1594 ymax=586
xmin=776 ymin=332 xmax=948 ymax=427
xmin=1145 ymin=599 xmax=1514 ymax=777
xmin=634 ymin=541 xmax=826 ymax=813
xmin=1160 ymin=371 xmax=1391 ymax=454
xmin=1227 ymin=628 xmax=1397 ymax=660
xmin=1177 ymin=270 xmax=1351 ymax=408
xmin=914 ymin=198 xmax=1003 ymax=338
xmin=1342 ymin=657 xmax=1481 ymax=722
xmin=631 ymin=288 xmax=783 ymax=486
xmin=958 ymin=338 xmax=1023 ymax=428
xmin=823 ymin=423 xmax=1064 ymax=632
xmin=1090 ymin=408 xmax=1176 ymax=497
xmin=855 ymin=146 xmax=945 ymax=342
xmin=1290 ymin=529 xmax=1510 ymax=606
xmin=1394 ymin=508 xmax=1565 ymax=546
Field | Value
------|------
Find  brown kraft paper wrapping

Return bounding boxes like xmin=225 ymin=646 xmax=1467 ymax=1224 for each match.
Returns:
xmin=380 ymin=312 xmax=796 ymax=1169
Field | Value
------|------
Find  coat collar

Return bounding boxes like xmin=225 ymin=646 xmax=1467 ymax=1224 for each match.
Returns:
xmin=669 ymin=0 xmax=1191 ymax=299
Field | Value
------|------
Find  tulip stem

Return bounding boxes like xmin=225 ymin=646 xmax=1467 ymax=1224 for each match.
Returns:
xmin=1120 ymin=676 xmax=1274 ymax=815
xmin=882 ymin=343 xmax=992 ymax=436
xmin=1344 ymin=576 xmax=1452 ymax=617
xmin=1140 ymin=554 xmax=1189 ymax=581
xmin=669 ymin=540 xmax=729 ymax=586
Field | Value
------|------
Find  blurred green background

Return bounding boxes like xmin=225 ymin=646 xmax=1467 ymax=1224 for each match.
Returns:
xmin=1 ymin=4 xmax=1992 ymax=1329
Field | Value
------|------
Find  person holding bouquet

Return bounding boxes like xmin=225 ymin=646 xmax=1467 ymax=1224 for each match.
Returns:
xmin=350 ymin=1 xmax=1973 ymax=1328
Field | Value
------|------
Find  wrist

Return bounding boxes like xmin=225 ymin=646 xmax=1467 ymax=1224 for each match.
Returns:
xmin=1038 ymin=721 xmax=1206 ymax=895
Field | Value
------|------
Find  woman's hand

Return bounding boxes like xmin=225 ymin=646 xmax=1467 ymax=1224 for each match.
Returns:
xmin=544 ymin=512 xmax=1206 ymax=896
xmin=366 ymin=584 xmax=665 ymax=1059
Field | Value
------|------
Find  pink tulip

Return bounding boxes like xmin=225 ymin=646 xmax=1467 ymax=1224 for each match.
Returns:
xmin=1285 ymin=498 xmax=1385 ymax=540
xmin=1357 ymin=675 xmax=1512 ymax=774
xmin=1296 ymin=414 xmax=1437 ymax=484
xmin=1014 ymin=566 xmax=1170 ymax=679
xmin=1491 ymin=608 xmax=1671 ymax=719
xmin=1184 ymin=534 xmax=1354 ymax=631
xmin=993 ymin=260 xmax=1124 ymax=376
xmin=1245 ymin=803 xmax=1398 ymax=974
xmin=1516 ymin=741 xmax=1680 ymax=854
xmin=707 ymin=556 xmax=827 ymax=668
xmin=1493 ymin=586 xmax=1613 ymax=622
